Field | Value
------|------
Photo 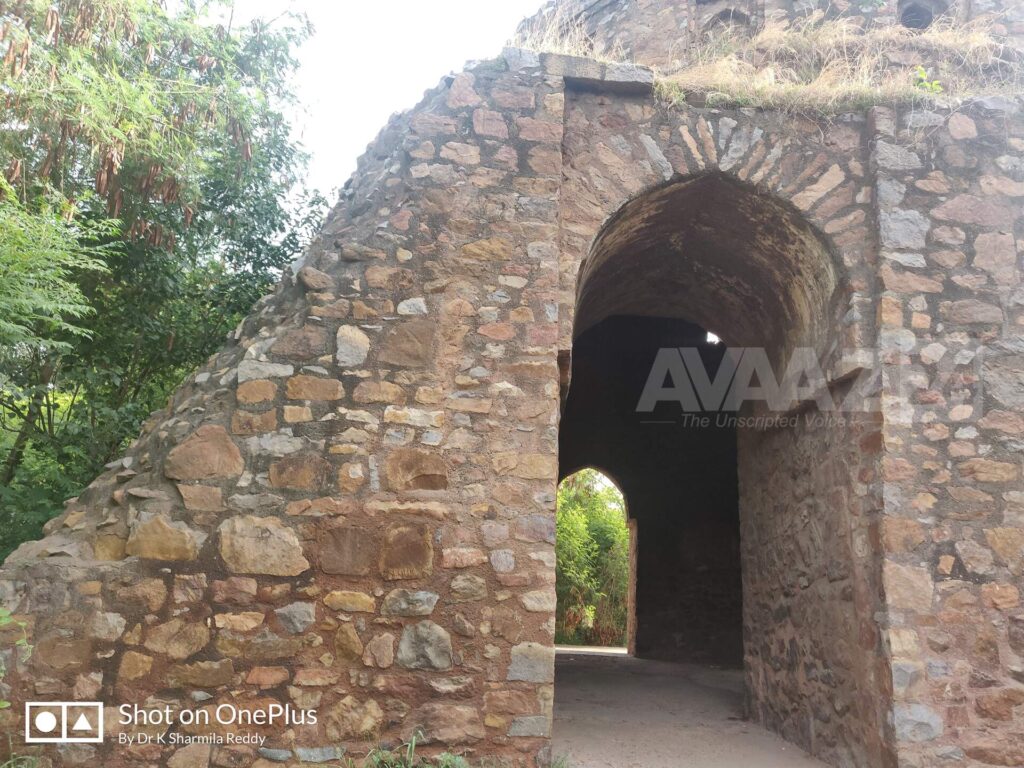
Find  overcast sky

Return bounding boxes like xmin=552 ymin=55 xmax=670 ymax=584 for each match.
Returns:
xmin=234 ymin=1 xmax=546 ymax=195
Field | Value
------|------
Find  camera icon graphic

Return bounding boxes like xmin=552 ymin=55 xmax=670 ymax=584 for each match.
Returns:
xmin=25 ymin=702 xmax=103 ymax=744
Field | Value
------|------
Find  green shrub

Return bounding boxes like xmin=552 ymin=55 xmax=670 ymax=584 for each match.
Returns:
xmin=556 ymin=470 xmax=629 ymax=646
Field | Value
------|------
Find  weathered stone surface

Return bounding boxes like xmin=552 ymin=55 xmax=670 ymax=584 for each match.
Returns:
xmin=237 ymin=360 xmax=293 ymax=382
xmin=406 ymin=703 xmax=485 ymax=744
xmin=894 ymin=704 xmax=943 ymax=742
xmin=164 ymin=425 xmax=244 ymax=480
xmin=335 ymin=623 xmax=364 ymax=661
xmin=324 ymin=696 xmax=384 ymax=741
xmin=167 ymin=659 xmax=235 ymax=688
xmin=884 ymin=562 xmax=933 ymax=613
xmin=88 ymin=611 xmax=126 ymax=642
xmin=353 ymin=380 xmax=405 ymax=404
xmin=286 ymin=375 xmax=345 ymax=401
xmin=381 ymin=589 xmax=439 ymax=616
xmin=214 ymin=611 xmax=264 ymax=632
xmin=324 ymin=591 xmax=375 ymax=613
xmin=177 ymin=484 xmax=225 ymax=512
xmin=362 ymin=633 xmax=395 ymax=669
xmin=216 ymin=627 xmax=304 ymax=661
xmin=385 ymin=448 xmax=447 ymax=490
xmin=946 ymin=300 xmax=1003 ymax=325
xmin=125 ymin=513 xmax=200 ymax=561
xmin=144 ymin=619 xmax=210 ymax=660
xmin=319 ymin=526 xmax=376 ymax=576
xmin=378 ymin=320 xmax=434 ymax=367
xmin=336 ymin=325 xmax=371 ymax=367
xmin=983 ymin=357 xmax=1024 ymax=410
xmin=986 ymin=528 xmax=1024 ymax=575
xmin=272 ymin=325 xmax=330 ymax=359
xmin=880 ymin=209 xmax=930 ymax=250
xmin=450 ymin=574 xmax=488 ymax=602
xmin=167 ymin=743 xmax=211 ymax=768
xmin=218 ymin=516 xmax=310 ymax=576
xmin=462 ymin=237 xmax=513 ymax=260
xmin=269 ymin=454 xmax=333 ymax=490
xmin=380 ymin=523 xmax=433 ymax=580
xmin=237 ymin=379 xmax=277 ymax=404
xmin=959 ymin=458 xmax=1018 ymax=483
xmin=509 ymin=715 xmax=550 ymax=737
xmin=934 ymin=194 xmax=1016 ymax=227
xmin=297 ymin=265 xmax=333 ymax=291
xmin=275 ymin=602 xmax=316 ymax=634
xmin=508 ymin=642 xmax=554 ymax=683
xmin=397 ymin=621 xmax=452 ymax=670
xmin=520 ymin=589 xmax=557 ymax=613
xmin=442 ymin=547 xmax=488 ymax=569
xmin=118 ymin=650 xmax=152 ymax=681
xmin=876 ymin=141 xmax=922 ymax=171
xmin=294 ymin=746 xmax=346 ymax=764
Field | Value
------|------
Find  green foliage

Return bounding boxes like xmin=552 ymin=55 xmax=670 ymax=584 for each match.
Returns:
xmin=555 ymin=470 xmax=629 ymax=647
xmin=913 ymin=65 xmax=944 ymax=94
xmin=0 ymin=0 xmax=326 ymax=558
xmin=0 ymin=606 xmax=31 ymax=710
xmin=0 ymin=180 xmax=111 ymax=349
xmin=345 ymin=733 xmax=471 ymax=768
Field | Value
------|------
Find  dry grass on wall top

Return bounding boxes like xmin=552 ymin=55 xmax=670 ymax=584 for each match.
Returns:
xmin=657 ymin=12 xmax=1024 ymax=116
xmin=512 ymin=4 xmax=625 ymax=63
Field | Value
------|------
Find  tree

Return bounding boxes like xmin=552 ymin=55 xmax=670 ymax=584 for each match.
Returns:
xmin=0 ymin=0 xmax=326 ymax=556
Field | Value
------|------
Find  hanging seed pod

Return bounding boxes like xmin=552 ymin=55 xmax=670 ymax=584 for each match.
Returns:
xmin=5 ymin=158 xmax=22 ymax=185
xmin=44 ymin=7 xmax=59 ymax=44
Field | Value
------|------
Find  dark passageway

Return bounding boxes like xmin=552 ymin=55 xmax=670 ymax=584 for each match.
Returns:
xmin=559 ymin=315 xmax=742 ymax=666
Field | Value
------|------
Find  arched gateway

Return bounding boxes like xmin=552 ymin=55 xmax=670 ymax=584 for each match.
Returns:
xmin=2 ymin=2 xmax=1023 ymax=767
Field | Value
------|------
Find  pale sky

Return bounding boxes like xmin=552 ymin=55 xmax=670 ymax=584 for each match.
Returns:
xmin=233 ymin=1 xmax=546 ymax=195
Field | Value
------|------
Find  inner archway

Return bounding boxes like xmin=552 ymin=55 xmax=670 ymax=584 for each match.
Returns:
xmin=553 ymin=174 xmax=887 ymax=767
xmin=555 ymin=469 xmax=633 ymax=653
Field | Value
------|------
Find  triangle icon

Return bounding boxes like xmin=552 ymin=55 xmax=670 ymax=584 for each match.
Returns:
xmin=71 ymin=713 xmax=93 ymax=732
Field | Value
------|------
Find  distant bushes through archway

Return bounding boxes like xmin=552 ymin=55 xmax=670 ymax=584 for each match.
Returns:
xmin=555 ymin=469 xmax=630 ymax=647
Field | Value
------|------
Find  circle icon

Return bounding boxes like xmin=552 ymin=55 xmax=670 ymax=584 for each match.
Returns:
xmin=34 ymin=710 xmax=58 ymax=733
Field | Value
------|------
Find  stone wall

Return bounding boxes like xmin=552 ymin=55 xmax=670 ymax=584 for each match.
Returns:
xmin=740 ymin=410 xmax=891 ymax=766
xmin=0 ymin=2 xmax=1022 ymax=765
xmin=871 ymin=98 xmax=1024 ymax=768
xmin=0 ymin=50 xmax=575 ymax=768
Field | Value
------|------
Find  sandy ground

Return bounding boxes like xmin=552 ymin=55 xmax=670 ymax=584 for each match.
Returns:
xmin=552 ymin=650 xmax=828 ymax=768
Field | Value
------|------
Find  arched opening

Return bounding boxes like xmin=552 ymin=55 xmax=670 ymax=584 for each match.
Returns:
xmin=554 ymin=468 xmax=634 ymax=653
xmin=554 ymin=174 xmax=882 ymax=766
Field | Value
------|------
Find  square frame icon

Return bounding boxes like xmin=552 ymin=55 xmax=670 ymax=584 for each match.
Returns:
xmin=25 ymin=702 xmax=104 ymax=744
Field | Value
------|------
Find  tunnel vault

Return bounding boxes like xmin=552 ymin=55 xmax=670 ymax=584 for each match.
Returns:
xmin=559 ymin=170 xmax=889 ymax=766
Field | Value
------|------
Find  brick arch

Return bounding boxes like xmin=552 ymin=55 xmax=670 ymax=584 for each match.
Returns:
xmin=557 ymin=92 xmax=877 ymax=369
xmin=573 ymin=171 xmax=849 ymax=369
xmin=556 ymin=91 xmax=891 ymax=766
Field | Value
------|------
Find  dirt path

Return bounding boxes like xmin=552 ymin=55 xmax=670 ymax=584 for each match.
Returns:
xmin=552 ymin=651 xmax=828 ymax=768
